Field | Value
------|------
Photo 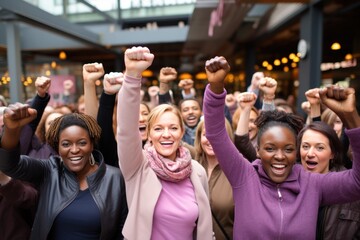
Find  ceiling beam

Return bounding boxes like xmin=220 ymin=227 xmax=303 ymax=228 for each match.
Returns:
xmin=0 ymin=0 xmax=119 ymax=54
xmin=76 ymin=0 xmax=118 ymax=25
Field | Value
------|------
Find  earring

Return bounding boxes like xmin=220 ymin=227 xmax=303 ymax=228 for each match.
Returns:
xmin=89 ymin=154 xmax=95 ymax=166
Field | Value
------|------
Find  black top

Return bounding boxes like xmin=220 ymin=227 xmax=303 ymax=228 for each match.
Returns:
xmin=49 ymin=189 xmax=101 ymax=240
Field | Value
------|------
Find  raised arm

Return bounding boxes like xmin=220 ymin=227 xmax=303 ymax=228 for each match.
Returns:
xmin=20 ymin=77 xmax=51 ymax=155
xmin=82 ymin=62 xmax=105 ymax=119
xmin=317 ymin=85 xmax=360 ymax=205
xmin=258 ymin=77 xmax=277 ymax=111
xmin=158 ymin=67 xmax=177 ymax=104
xmin=28 ymin=76 xmax=51 ymax=132
xmin=97 ymin=72 xmax=123 ymax=167
xmin=178 ymin=79 xmax=195 ymax=99
xmin=203 ymin=56 xmax=251 ymax=186
xmin=1 ymin=103 xmax=37 ymax=150
xmin=305 ymin=88 xmax=321 ymax=120
xmin=234 ymin=92 xmax=258 ymax=162
xmin=116 ymin=47 xmax=154 ymax=179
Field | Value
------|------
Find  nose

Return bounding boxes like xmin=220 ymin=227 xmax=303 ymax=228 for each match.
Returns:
xmin=275 ymin=149 xmax=285 ymax=160
xmin=307 ymin=147 xmax=315 ymax=157
xmin=162 ymin=128 xmax=170 ymax=137
xmin=70 ymin=144 xmax=79 ymax=153
xmin=139 ymin=114 xmax=145 ymax=122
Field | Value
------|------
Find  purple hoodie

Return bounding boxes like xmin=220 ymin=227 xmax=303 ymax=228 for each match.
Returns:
xmin=203 ymin=84 xmax=360 ymax=240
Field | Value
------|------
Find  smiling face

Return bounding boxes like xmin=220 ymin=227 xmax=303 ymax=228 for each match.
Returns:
xmin=58 ymin=125 xmax=94 ymax=176
xmin=200 ymin=127 xmax=215 ymax=157
xmin=257 ymin=125 xmax=297 ymax=183
xmin=139 ymin=103 xmax=150 ymax=141
xmin=180 ymin=100 xmax=202 ymax=128
xmin=148 ymin=111 xmax=184 ymax=161
xmin=300 ymin=129 xmax=333 ymax=174
xmin=248 ymin=110 xmax=259 ymax=141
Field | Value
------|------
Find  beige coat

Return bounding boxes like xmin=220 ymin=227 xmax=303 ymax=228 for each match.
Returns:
xmin=117 ymin=75 xmax=213 ymax=240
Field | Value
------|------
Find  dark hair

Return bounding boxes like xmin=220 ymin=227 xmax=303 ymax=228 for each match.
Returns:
xmin=297 ymin=121 xmax=343 ymax=171
xmin=178 ymin=98 xmax=202 ymax=111
xmin=255 ymin=110 xmax=304 ymax=147
xmin=46 ymin=113 xmax=101 ymax=152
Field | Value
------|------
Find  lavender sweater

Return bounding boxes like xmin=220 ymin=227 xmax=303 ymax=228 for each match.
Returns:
xmin=203 ymin=85 xmax=360 ymax=240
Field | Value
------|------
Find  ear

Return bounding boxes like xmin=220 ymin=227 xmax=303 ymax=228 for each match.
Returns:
xmin=256 ymin=146 xmax=260 ymax=159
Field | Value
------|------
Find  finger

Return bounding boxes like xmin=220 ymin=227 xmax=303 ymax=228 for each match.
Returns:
xmin=325 ymin=85 xmax=334 ymax=98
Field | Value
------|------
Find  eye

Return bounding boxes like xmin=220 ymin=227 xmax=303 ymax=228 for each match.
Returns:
xmin=154 ymin=127 xmax=162 ymax=132
xmin=61 ymin=141 xmax=70 ymax=148
xmin=301 ymin=144 xmax=309 ymax=150
xmin=171 ymin=127 xmax=178 ymax=131
xmin=316 ymin=146 xmax=325 ymax=151
xmin=79 ymin=141 xmax=87 ymax=146
xmin=265 ymin=147 xmax=274 ymax=152
xmin=285 ymin=148 xmax=295 ymax=153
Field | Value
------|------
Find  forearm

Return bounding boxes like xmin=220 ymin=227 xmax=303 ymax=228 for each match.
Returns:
xmin=84 ymin=81 xmax=99 ymax=119
xmin=310 ymin=103 xmax=321 ymax=119
xmin=29 ymin=93 xmax=50 ymax=132
xmin=97 ymin=92 xmax=118 ymax=167
xmin=236 ymin=107 xmax=251 ymax=135
xmin=159 ymin=81 xmax=170 ymax=95
xmin=234 ymin=134 xmax=257 ymax=162
xmin=116 ymin=75 xmax=144 ymax=179
xmin=1 ymin=127 xmax=21 ymax=150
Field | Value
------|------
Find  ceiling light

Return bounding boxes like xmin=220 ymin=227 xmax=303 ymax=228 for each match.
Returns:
xmin=262 ymin=61 xmax=269 ymax=67
xmin=274 ymin=59 xmax=281 ymax=66
xmin=345 ymin=54 xmax=353 ymax=60
xmin=179 ymin=73 xmax=192 ymax=80
xmin=331 ymin=42 xmax=341 ymax=50
xmin=281 ymin=57 xmax=288 ymax=64
xmin=59 ymin=51 xmax=67 ymax=60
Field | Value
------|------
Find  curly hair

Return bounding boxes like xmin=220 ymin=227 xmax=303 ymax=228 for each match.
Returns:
xmin=46 ymin=113 xmax=101 ymax=153
xmin=255 ymin=110 xmax=304 ymax=147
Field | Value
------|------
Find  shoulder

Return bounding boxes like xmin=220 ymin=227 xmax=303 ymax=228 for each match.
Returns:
xmin=191 ymin=160 xmax=207 ymax=176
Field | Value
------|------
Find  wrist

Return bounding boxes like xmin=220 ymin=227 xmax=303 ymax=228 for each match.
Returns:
xmin=263 ymin=94 xmax=275 ymax=102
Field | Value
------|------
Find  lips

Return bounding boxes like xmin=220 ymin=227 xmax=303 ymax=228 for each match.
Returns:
xmin=271 ymin=164 xmax=286 ymax=175
xmin=69 ymin=157 xmax=82 ymax=162
xmin=139 ymin=124 xmax=146 ymax=132
xmin=305 ymin=160 xmax=318 ymax=170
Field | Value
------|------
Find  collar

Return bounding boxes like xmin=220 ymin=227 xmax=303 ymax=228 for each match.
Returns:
xmin=253 ymin=159 xmax=301 ymax=195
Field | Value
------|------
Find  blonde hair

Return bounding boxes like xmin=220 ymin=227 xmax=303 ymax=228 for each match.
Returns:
xmin=146 ymin=104 xmax=185 ymax=137
xmin=321 ymin=108 xmax=338 ymax=129
xmin=194 ymin=119 xmax=234 ymax=164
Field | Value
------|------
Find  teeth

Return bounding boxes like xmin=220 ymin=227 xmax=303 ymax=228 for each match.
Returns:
xmin=272 ymin=164 xmax=285 ymax=168
xmin=161 ymin=141 xmax=173 ymax=145
xmin=70 ymin=157 xmax=82 ymax=161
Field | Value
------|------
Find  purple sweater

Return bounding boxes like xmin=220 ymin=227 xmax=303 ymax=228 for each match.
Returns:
xmin=203 ymin=84 xmax=360 ymax=240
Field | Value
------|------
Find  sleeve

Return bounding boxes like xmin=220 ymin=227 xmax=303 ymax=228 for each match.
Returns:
xmin=234 ymin=133 xmax=257 ymax=162
xmin=319 ymin=127 xmax=360 ymax=205
xmin=116 ymin=75 xmax=145 ymax=180
xmin=97 ymin=91 xmax=119 ymax=168
xmin=203 ymin=84 xmax=254 ymax=187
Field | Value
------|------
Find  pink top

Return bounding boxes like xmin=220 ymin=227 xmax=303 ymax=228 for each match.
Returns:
xmin=151 ymin=178 xmax=198 ymax=240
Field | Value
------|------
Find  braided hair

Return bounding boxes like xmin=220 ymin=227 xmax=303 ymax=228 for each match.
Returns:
xmin=255 ymin=110 xmax=304 ymax=147
xmin=46 ymin=113 xmax=101 ymax=153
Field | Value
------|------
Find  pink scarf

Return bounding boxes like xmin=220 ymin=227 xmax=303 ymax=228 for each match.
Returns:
xmin=145 ymin=144 xmax=192 ymax=182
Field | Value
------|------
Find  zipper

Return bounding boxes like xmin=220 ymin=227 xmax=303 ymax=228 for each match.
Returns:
xmin=277 ymin=185 xmax=284 ymax=240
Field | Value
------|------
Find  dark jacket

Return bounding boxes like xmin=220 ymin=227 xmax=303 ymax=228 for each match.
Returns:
xmin=0 ymin=179 xmax=38 ymax=240
xmin=317 ymin=201 xmax=360 ymax=240
xmin=0 ymin=147 xmax=127 ymax=240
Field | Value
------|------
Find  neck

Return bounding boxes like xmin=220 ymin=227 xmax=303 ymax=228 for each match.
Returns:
xmin=206 ymin=154 xmax=218 ymax=170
